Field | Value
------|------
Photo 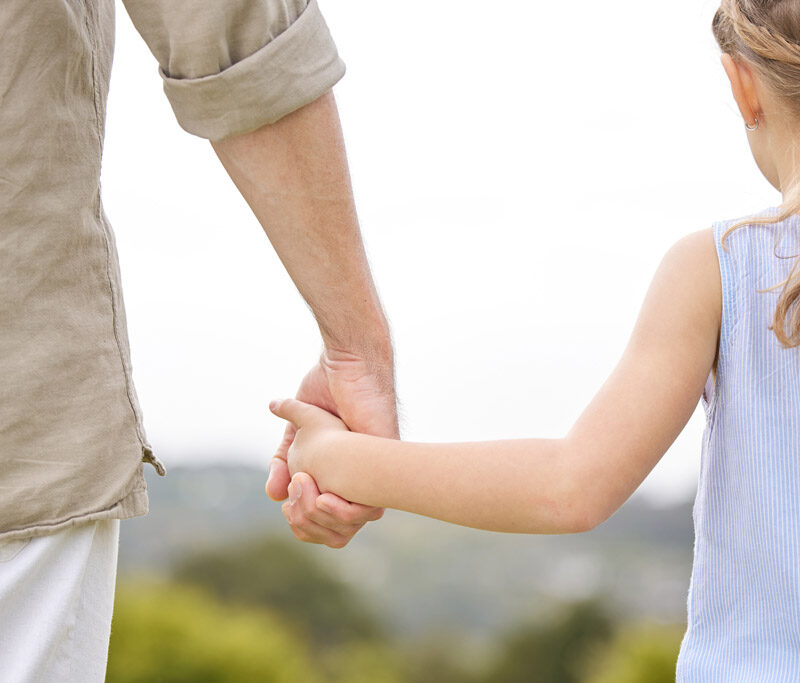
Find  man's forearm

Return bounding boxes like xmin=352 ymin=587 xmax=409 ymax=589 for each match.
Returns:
xmin=210 ymin=90 xmax=390 ymax=360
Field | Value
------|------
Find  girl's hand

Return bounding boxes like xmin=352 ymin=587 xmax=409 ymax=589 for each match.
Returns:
xmin=271 ymin=399 xmax=375 ymax=548
xmin=269 ymin=398 xmax=349 ymax=480
xmin=265 ymin=352 xmax=393 ymax=549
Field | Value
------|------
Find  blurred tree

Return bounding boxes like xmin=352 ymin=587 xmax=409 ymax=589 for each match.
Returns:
xmin=173 ymin=535 xmax=383 ymax=648
xmin=107 ymin=581 xmax=322 ymax=683
xmin=579 ymin=623 xmax=683 ymax=683
xmin=402 ymin=635 xmax=479 ymax=683
xmin=478 ymin=599 xmax=615 ymax=683
xmin=322 ymin=640 xmax=409 ymax=683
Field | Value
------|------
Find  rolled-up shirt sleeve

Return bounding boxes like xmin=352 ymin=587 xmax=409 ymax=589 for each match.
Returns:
xmin=120 ymin=0 xmax=345 ymax=140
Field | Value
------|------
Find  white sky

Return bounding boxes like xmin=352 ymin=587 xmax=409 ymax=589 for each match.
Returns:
xmin=102 ymin=0 xmax=779 ymax=506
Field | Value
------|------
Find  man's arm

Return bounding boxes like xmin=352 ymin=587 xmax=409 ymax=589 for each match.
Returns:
xmin=119 ymin=0 xmax=395 ymax=545
xmin=211 ymin=90 xmax=398 ymax=547
xmin=210 ymin=90 xmax=390 ymax=361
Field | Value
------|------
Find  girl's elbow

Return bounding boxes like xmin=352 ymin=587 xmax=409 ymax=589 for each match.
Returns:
xmin=557 ymin=443 xmax=620 ymax=533
xmin=562 ymin=499 xmax=603 ymax=534
xmin=553 ymin=485 xmax=615 ymax=534
xmin=520 ymin=490 xmax=600 ymax=534
xmin=571 ymin=493 xmax=622 ymax=533
xmin=519 ymin=441 xmax=618 ymax=534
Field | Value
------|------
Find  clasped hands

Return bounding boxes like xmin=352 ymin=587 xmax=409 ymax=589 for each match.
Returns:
xmin=265 ymin=348 xmax=397 ymax=549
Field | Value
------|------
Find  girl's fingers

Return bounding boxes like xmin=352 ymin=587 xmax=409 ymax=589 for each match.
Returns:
xmin=269 ymin=398 xmax=346 ymax=431
xmin=273 ymin=421 xmax=297 ymax=461
xmin=269 ymin=398 xmax=315 ymax=427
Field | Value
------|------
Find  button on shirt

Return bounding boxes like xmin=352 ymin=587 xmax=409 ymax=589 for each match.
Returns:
xmin=0 ymin=0 xmax=345 ymax=540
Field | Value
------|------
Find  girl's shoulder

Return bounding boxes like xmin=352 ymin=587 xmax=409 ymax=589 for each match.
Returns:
xmin=658 ymin=227 xmax=722 ymax=379
xmin=662 ymin=228 xmax=721 ymax=334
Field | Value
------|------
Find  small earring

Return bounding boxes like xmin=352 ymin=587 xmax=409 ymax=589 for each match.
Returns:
xmin=745 ymin=117 xmax=759 ymax=131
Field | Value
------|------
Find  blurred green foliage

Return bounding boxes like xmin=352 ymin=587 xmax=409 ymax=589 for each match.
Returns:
xmin=402 ymin=635 xmax=479 ymax=683
xmin=321 ymin=640 xmax=408 ymax=683
xmin=106 ymin=581 xmax=321 ymax=683
xmin=475 ymin=600 xmax=614 ymax=683
xmin=107 ymin=580 xmax=408 ymax=682
xmin=108 ymin=534 xmax=686 ymax=683
xmin=173 ymin=536 xmax=382 ymax=648
xmin=580 ymin=623 xmax=684 ymax=683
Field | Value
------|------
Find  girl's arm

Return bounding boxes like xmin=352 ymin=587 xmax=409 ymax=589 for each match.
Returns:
xmin=271 ymin=229 xmax=722 ymax=534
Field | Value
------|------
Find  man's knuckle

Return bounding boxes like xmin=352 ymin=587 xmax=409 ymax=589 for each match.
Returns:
xmin=339 ymin=508 xmax=360 ymax=525
xmin=325 ymin=524 xmax=347 ymax=538
xmin=286 ymin=508 xmax=307 ymax=530
xmin=307 ymin=498 xmax=326 ymax=516
xmin=293 ymin=527 xmax=316 ymax=544
xmin=292 ymin=516 xmax=312 ymax=532
xmin=299 ymin=507 xmax=323 ymax=525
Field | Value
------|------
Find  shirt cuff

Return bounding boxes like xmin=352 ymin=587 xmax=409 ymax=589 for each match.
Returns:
xmin=160 ymin=0 xmax=345 ymax=141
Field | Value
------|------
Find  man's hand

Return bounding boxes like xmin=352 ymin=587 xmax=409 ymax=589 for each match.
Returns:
xmin=266 ymin=346 xmax=398 ymax=547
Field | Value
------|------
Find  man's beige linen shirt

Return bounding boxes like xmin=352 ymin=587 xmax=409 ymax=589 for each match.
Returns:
xmin=0 ymin=0 xmax=344 ymax=540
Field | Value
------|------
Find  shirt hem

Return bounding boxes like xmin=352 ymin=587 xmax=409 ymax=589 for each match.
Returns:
xmin=0 ymin=487 xmax=149 ymax=543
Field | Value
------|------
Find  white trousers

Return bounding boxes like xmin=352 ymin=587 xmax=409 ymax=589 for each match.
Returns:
xmin=0 ymin=520 xmax=120 ymax=683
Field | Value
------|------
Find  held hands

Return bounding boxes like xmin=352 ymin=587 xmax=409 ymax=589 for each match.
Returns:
xmin=266 ymin=348 xmax=397 ymax=548
xmin=269 ymin=398 xmax=345 ymax=477
xmin=271 ymin=399 xmax=371 ymax=548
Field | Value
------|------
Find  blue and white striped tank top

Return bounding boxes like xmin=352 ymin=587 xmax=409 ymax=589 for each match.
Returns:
xmin=676 ymin=209 xmax=800 ymax=681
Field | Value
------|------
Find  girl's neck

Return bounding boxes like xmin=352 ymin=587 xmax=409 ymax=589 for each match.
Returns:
xmin=763 ymin=116 xmax=800 ymax=204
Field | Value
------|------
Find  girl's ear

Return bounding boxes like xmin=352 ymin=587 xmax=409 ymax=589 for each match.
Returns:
xmin=721 ymin=53 xmax=762 ymax=127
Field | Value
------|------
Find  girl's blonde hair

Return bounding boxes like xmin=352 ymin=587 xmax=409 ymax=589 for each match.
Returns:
xmin=713 ymin=0 xmax=800 ymax=348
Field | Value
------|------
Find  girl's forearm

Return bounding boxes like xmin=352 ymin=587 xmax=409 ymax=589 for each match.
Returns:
xmin=309 ymin=433 xmax=592 ymax=534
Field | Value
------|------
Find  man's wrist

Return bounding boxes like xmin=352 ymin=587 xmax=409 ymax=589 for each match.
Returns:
xmin=320 ymin=333 xmax=395 ymax=399
xmin=318 ymin=310 xmax=393 ymax=366
xmin=321 ymin=337 xmax=394 ymax=374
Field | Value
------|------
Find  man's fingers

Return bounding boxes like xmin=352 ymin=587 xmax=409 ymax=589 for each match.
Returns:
xmin=265 ymin=457 xmax=291 ymax=502
xmin=282 ymin=477 xmax=354 ymax=548
xmin=316 ymin=492 xmax=385 ymax=524
xmin=281 ymin=501 xmax=353 ymax=548
xmin=283 ymin=473 xmax=382 ymax=537
xmin=290 ymin=471 xmax=321 ymax=500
